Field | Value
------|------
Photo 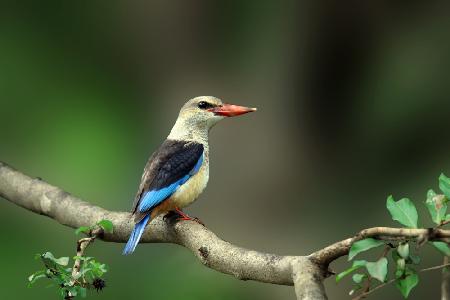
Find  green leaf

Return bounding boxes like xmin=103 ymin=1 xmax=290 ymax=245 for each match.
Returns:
xmin=28 ymin=270 xmax=46 ymax=287
xmin=352 ymin=273 xmax=366 ymax=284
xmin=395 ymin=258 xmax=406 ymax=278
xmin=431 ymin=241 xmax=450 ymax=256
xmin=99 ymin=263 xmax=107 ymax=273
xmin=366 ymin=257 xmax=388 ymax=282
xmin=41 ymin=252 xmax=55 ymax=261
xmin=397 ymin=243 xmax=409 ymax=259
xmin=97 ymin=220 xmax=113 ymax=233
xmin=78 ymin=267 xmax=92 ymax=277
xmin=53 ymin=257 xmax=69 ymax=266
xmin=392 ymin=249 xmax=401 ymax=262
xmin=336 ymin=260 xmax=367 ymax=283
xmin=425 ymin=189 xmax=447 ymax=224
xmin=386 ymin=196 xmax=418 ymax=228
xmin=427 ymin=189 xmax=437 ymax=198
xmin=439 ymin=174 xmax=450 ymax=199
xmin=40 ymin=252 xmax=69 ymax=267
xmin=348 ymin=238 xmax=385 ymax=260
xmin=86 ymin=260 xmax=108 ymax=277
xmin=40 ymin=252 xmax=59 ymax=270
xmin=396 ymin=269 xmax=419 ymax=298
xmin=75 ymin=226 xmax=91 ymax=235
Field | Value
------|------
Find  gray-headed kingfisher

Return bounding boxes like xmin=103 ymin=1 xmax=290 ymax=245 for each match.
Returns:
xmin=123 ymin=96 xmax=256 ymax=254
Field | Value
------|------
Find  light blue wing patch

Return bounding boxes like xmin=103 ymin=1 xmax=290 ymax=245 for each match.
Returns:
xmin=190 ymin=153 xmax=203 ymax=175
xmin=138 ymin=175 xmax=188 ymax=212
xmin=138 ymin=153 xmax=204 ymax=213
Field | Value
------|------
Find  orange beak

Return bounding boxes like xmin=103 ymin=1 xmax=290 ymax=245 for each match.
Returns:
xmin=208 ymin=103 xmax=257 ymax=117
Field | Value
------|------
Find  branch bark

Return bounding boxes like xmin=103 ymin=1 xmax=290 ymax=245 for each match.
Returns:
xmin=1 ymin=161 xmax=450 ymax=299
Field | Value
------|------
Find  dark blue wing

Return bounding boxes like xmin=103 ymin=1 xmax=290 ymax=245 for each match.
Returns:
xmin=133 ymin=140 xmax=204 ymax=214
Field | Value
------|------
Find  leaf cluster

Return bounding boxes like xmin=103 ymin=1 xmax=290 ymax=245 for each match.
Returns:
xmin=29 ymin=252 xmax=108 ymax=298
xmin=28 ymin=220 xmax=112 ymax=299
xmin=336 ymin=174 xmax=450 ymax=298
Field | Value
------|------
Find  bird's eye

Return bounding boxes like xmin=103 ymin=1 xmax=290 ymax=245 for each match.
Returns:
xmin=198 ymin=101 xmax=212 ymax=110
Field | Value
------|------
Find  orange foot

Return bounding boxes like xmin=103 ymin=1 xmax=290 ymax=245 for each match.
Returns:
xmin=174 ymin=207 xmax=192 ymax=220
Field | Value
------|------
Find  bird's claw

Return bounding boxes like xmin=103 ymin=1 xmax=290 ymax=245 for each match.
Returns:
xmin=163 ymin=208 xmax=205 ymax=226
xmin=191 ymin=217 xmax=205 ymax=226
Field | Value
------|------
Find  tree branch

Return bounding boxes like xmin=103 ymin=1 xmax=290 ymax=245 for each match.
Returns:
xmin=310 ymin=227 xmax=450 ymax=266
xmin=1 ymin=161 xmax=450 ymax=300
xmin=443 ymin=257 xmax=450 ymax=300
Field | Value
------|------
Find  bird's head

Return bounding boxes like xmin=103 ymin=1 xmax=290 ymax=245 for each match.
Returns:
xmin=178 ymin=96 xmax=257 ymax=130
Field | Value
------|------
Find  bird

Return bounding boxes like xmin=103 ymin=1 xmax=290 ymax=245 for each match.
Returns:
xmin=123 ymin=96 xmax=256 ymax=255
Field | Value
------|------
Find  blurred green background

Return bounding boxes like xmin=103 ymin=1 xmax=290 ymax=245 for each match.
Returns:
xmin=1 ymin=0 xmax=450 ymax=299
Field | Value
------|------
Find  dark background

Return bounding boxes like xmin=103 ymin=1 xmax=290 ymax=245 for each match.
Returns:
xmin=1 ymin=0 xmax=450 ymax=299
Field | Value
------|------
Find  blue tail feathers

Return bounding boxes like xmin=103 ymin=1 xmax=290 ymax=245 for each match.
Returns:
xmin=122 ymin=214 xmax=151 ymax=255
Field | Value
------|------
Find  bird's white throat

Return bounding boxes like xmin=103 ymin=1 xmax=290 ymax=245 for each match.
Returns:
xmin=167 ymin=115 xmax=221 ymax=149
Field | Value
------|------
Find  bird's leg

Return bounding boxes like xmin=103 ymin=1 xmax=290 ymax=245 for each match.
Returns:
xmin=163 ymin=207 xmax=205 ymax=226
xmin=174 ymin=207 xmax=193 ymax=221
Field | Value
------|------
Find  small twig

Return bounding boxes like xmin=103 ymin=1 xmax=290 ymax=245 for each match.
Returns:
xmin=439 ymin=220 xmax=450 ymax=228
xmin=66 ymin=230 xmax=101 ymax=299
xmin=353 ymin=278 xmax=395 ymax=300
xmin=421 ymin=262 xmax=450 ymax=273
xmin=69 ymin=228 xmax=102 ymax=293
xmin=380 ymin=245 xmax=391 ymax=259
xmin=359 ymin=276 xmax=372 ymax=299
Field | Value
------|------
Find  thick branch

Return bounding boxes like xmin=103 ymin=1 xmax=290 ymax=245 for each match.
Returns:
xmin=292 ymin=257 xmax=328 ymax=300
xmin=0 ymin=161 xmax=325 ymax=300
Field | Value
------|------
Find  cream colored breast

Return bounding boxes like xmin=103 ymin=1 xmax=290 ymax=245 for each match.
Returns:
xmin=171 ymin=163 xmax=209 ymax=208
